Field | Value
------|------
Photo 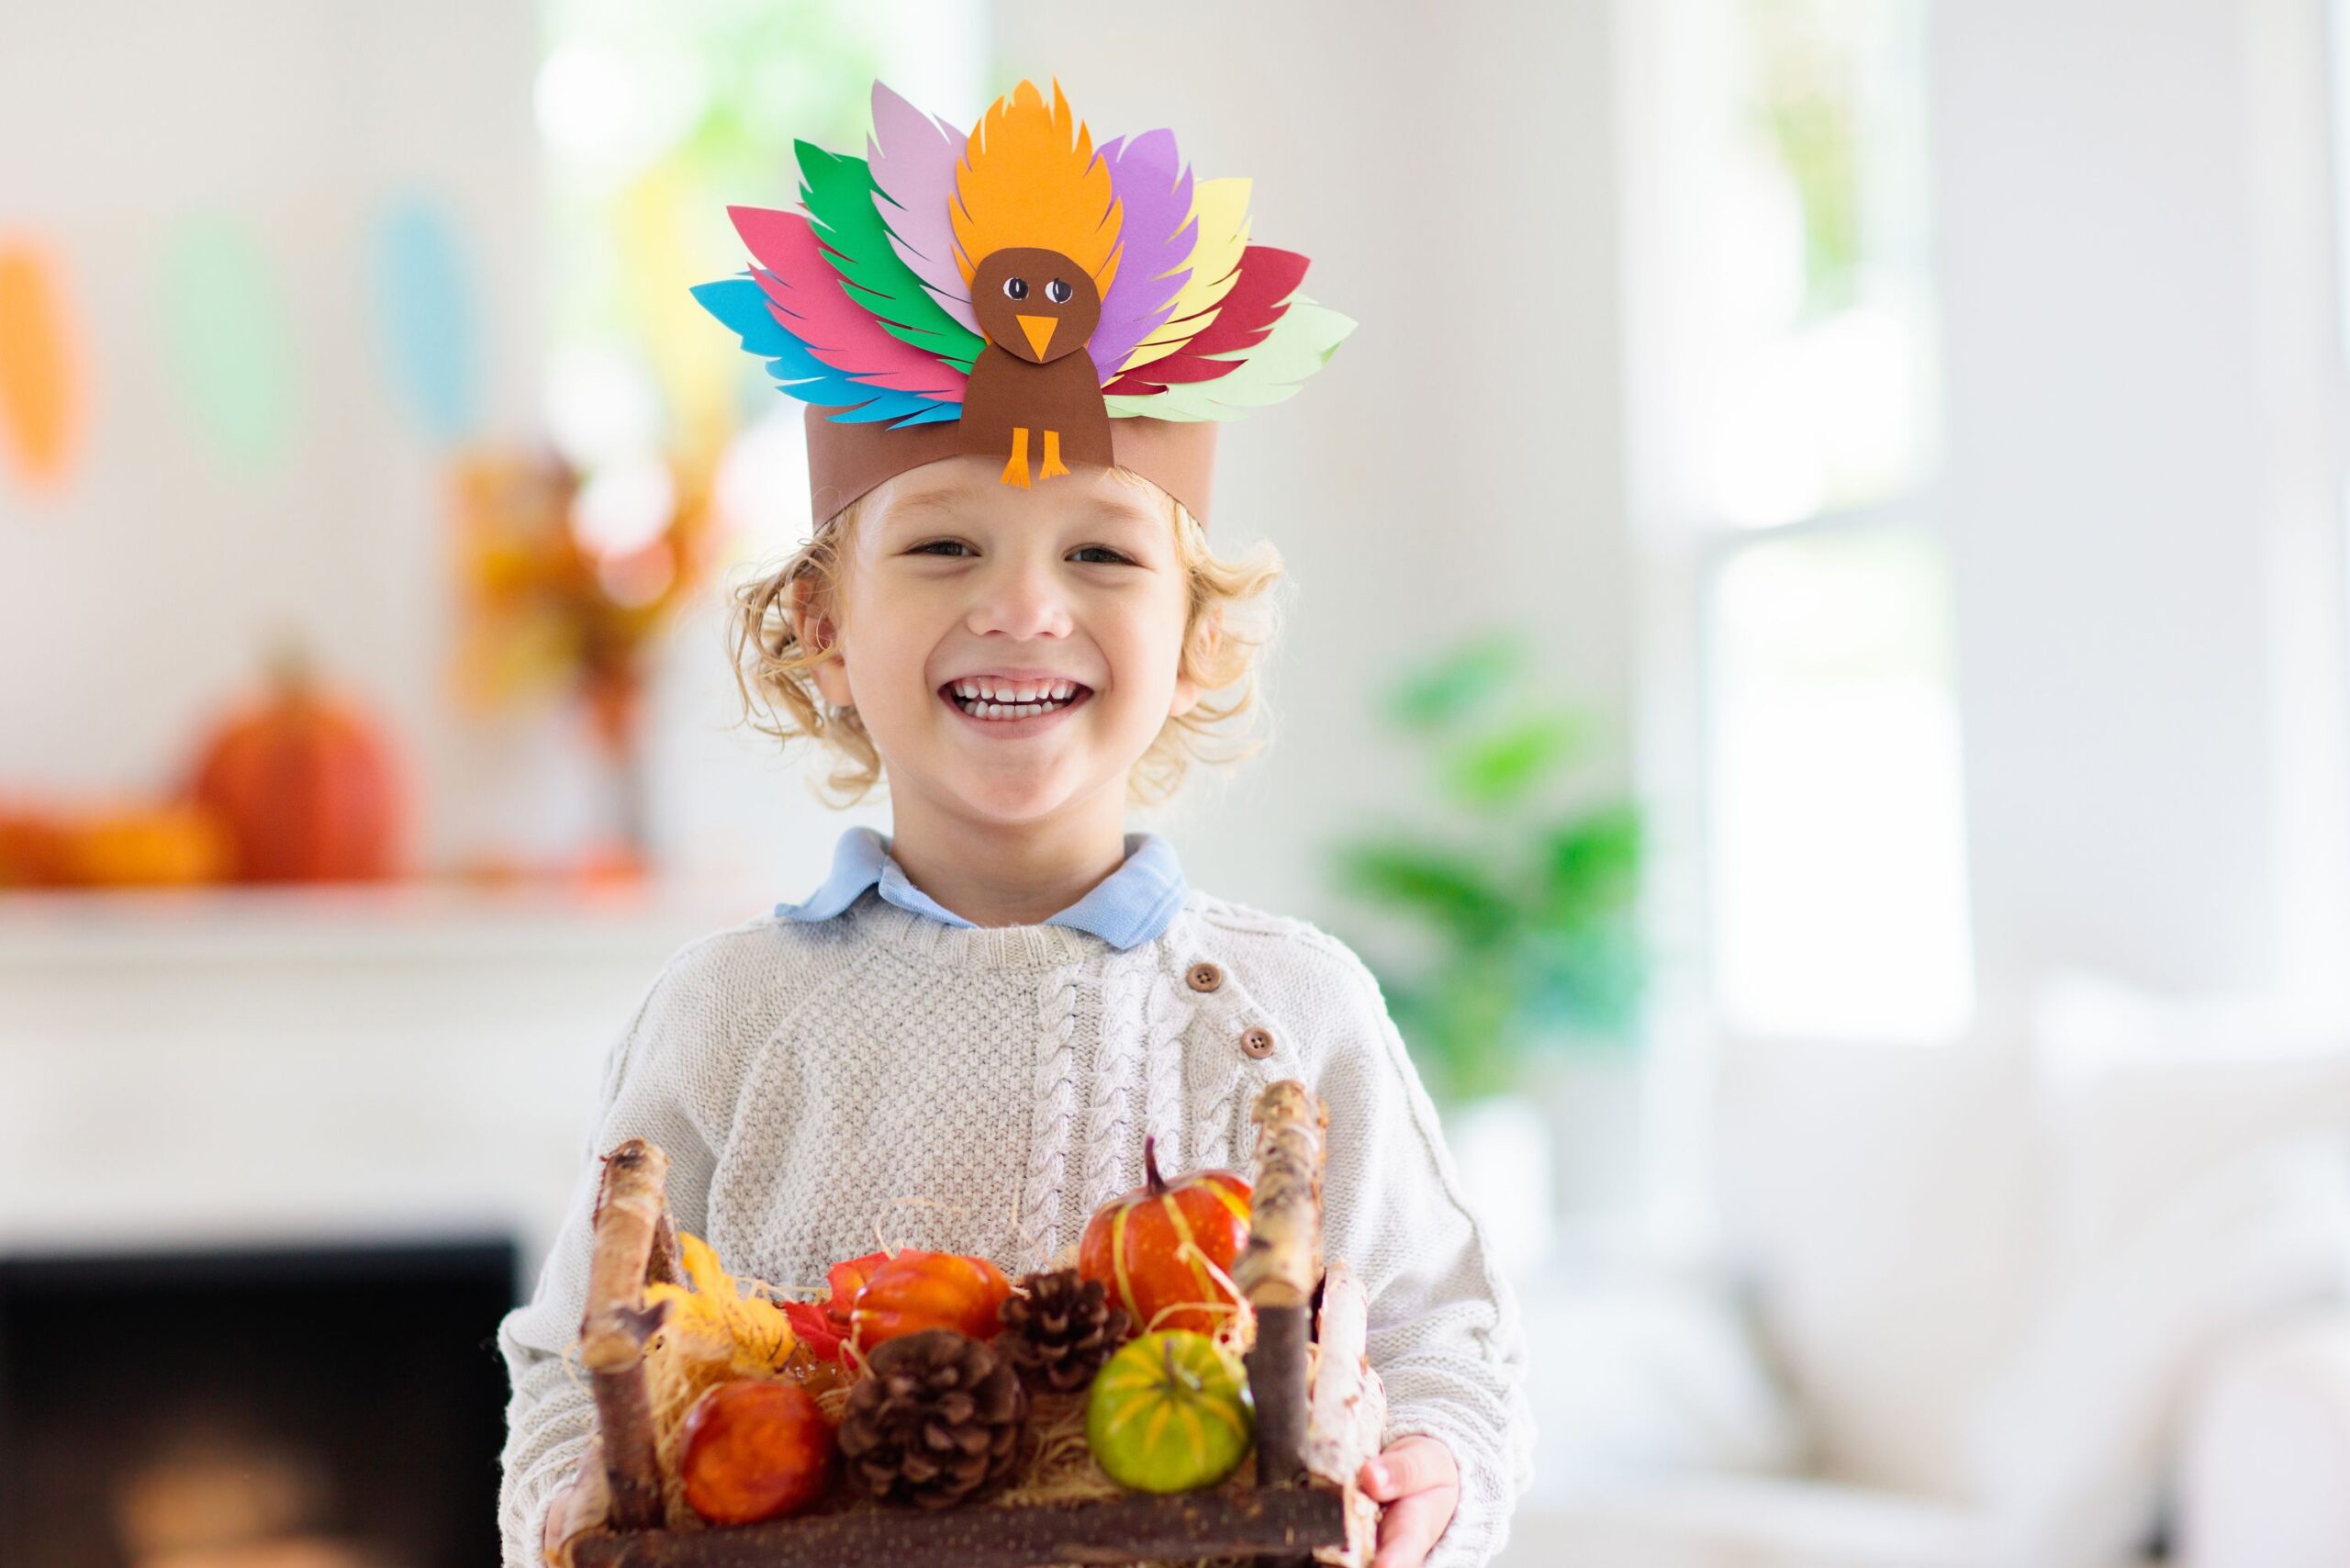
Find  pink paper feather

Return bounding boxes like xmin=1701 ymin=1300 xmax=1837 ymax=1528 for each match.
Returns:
xmin=730 ymin=206 xmax=967 ymax=401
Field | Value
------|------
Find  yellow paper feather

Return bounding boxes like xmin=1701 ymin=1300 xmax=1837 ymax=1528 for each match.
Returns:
xmin=951 ymin=79 xmax=1123 ymax=296
xmin=643 ymin=1231 xmax=797 ymax=1380
xmin=1116 ymin=177 xmax=1253 ymax=375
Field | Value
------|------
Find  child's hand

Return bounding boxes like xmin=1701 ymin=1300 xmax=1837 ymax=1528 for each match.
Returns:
xmin=539 ymin=1439 xmax=611 ymax=1566
xmin=1356 ymin=1433 xmax=1460 ymax=1568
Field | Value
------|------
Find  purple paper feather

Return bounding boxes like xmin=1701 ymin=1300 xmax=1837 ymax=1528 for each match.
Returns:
xmin=866 ymin=81 xmax=978 ymax=333
xmin=1087 ymin=129 xmax=1196 ymax=384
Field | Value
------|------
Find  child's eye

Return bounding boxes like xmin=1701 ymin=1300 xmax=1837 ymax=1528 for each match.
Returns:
xmin=909 ymin=539 xmax=975 ymax=557
xmin=1069 ymin=545 xmax=1133 ymax=566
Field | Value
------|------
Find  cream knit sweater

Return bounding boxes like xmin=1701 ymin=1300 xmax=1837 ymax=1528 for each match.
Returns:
xmin=496 ymin=887 xmax=1536 ymax=1567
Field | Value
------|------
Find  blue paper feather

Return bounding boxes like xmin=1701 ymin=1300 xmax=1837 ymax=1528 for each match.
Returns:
xmin=691 ymin=277 xmax=959 ymax=427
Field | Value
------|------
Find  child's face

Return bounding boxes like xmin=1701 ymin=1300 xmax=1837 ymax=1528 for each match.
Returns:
xmin=809 ymin=457 xmax=1200 ymax=828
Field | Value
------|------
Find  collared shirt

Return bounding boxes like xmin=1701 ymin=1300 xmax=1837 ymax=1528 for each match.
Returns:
xmin=773 ymin=826 xmax=1189 ymax=951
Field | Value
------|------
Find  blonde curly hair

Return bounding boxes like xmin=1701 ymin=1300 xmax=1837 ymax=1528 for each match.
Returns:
xmin=729 ymin=466 xmax=1283 ymax=805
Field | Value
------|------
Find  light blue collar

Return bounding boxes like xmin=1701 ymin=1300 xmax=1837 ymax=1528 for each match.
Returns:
xmin=775 ymin=827 xmax=1187 ymax=952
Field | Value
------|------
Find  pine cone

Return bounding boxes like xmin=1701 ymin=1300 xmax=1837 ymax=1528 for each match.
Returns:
xmin=838 ymin=1328 xmax=1028 ymax=1509
xmin=999 ymin=1269 xmax=1130 ymax=1393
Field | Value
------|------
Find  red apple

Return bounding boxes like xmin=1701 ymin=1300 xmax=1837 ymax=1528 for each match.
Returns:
xmin=679 ymin=1380 xmax=835 ymax=1525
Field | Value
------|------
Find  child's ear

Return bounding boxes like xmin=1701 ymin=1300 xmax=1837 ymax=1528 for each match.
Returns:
xmin=789 ymin=573 xmax=854 ymax=708
xmin=1169 ymin=608 xmax=1222 ymax=720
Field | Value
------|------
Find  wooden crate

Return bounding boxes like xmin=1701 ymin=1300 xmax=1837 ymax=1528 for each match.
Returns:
xmin=563 ymin=1081 xmax=1355 ymax=1568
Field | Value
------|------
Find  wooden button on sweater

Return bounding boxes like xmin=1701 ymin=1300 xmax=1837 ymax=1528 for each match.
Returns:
xmin=1186 ymin=961 xmax=1224 ymax=992
xmin=1240 ymin=1025 xmax=1276 ymax=1058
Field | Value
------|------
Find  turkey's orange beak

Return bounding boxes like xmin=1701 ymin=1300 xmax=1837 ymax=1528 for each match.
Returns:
xmin=1015 ymin=314 xmax=1057 ymax=359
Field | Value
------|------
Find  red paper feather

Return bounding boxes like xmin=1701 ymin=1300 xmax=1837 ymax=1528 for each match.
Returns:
xmin=1103 ymin=247 xmax=1311 ymax=394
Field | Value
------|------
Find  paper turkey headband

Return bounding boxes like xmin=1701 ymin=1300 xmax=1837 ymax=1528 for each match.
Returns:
xmin=692 ymin=78 xmax=1353 ymax=527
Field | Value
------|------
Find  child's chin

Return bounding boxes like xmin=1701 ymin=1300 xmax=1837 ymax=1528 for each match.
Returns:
xmin=939 ymin=763 xmax=1100 ymax=824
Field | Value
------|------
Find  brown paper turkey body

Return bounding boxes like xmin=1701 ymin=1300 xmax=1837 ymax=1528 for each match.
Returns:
xmin=694 ymin=78 xmax=1354 ymax=515
xmin=962 ymin=245 xmax=1113 ymax=485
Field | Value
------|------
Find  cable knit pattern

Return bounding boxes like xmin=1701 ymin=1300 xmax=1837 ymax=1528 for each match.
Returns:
xmin=1022 ymin=969 xmax=1083 ymax=1270
xmin=1140 ymin=963 xmax=1189 ymax=1170
xmin=497 ymin=890 xmax=1535 ymax=1567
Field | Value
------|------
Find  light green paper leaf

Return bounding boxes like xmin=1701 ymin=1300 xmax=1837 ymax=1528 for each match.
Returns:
xmin=1102 ymin=299 xmax=1355 ymax=422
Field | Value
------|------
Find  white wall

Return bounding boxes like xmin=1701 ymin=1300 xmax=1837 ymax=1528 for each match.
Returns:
xmin=0 ymin=2 xmax=547 ymax=861
xmin=1934 ymin=0 xmax=2350 ymax=1022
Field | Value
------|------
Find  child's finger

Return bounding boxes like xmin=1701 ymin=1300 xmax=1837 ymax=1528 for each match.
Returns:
xmin=1370 ymin=1488 xmax=1454 ymax=1568
xmin=1358 ymin=1435 xmax=1458 ymax=1500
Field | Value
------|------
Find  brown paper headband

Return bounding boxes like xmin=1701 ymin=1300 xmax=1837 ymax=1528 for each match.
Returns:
xmin=805 ymin=406 xmax=1218 ymax=526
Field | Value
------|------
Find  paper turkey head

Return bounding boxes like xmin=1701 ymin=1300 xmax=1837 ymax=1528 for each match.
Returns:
xmin=969 ymin=246 xmax=1101 ymax=365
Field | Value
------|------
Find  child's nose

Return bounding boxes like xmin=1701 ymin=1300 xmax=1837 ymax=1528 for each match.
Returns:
xmin=967 ymin=557 xmax=1074 ymax=640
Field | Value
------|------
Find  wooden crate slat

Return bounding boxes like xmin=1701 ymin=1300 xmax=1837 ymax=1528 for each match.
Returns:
xmin=569 ymin=1484 xmax=1347 ymax=1567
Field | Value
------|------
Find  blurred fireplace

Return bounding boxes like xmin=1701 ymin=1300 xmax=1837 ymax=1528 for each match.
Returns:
xmin=0 ymin=1238 xmax=516 ymax=1568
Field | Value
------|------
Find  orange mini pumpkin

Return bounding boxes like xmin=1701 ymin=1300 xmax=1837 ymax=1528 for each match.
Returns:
xmin=849 ymin=1249 xmax=1012 ymax=1356
xmin=1078 ymin=1137 xmax=1253 ymax=1337
xmin=58 ymin=802 xmax=230 ymax=888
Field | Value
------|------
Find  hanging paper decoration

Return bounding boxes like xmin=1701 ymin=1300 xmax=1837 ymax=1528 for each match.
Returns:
xmin=0 ymin=240 xmax=84 ymax=494
xmin=160 ymin=214 xmax=296 ymax=470
xmin=373 ymin=195 xmax=480 ymax=444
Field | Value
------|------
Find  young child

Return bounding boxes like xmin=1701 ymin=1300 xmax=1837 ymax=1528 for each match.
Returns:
xmin=498 ymin=79 xmax=1534 ymax=1568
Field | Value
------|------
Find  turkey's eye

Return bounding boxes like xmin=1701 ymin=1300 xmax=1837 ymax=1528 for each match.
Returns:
xmin=1002 ymin=277 xmax=1029 ymax=300
xmin=1046 ymin=278 xmax=1073 ymax=305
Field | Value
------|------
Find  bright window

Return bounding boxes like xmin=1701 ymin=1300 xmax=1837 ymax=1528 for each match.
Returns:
xmin=1707 ymin=527 xmax=1972 ymax=1037
xmin=1636 ymin=0 xmax=1975 ymax=1043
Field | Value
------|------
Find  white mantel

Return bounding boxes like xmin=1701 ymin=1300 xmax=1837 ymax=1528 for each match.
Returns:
xmin=0 ymin=884 xmax=751 ymax=1276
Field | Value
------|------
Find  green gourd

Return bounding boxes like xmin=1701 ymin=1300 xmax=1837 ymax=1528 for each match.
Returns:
xmin=1084 ymin=1330 xmax=1255 ymax=1493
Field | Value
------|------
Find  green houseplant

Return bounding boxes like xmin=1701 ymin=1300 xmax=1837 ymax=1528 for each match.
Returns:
xmin=1327 ymin=633 xmax=1646 ymax=1103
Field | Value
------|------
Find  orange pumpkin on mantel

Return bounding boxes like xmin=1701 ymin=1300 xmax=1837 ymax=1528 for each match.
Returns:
xmin=1078 ymin=1137 xmax=1253 ymax=1337
xmin=187 ymin=648 xmax=407 ymax=883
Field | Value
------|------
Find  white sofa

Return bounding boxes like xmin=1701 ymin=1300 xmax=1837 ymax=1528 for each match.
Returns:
xmin=1492 ymin=976 xmax=2350 ymax=1568
xmin=1502 ymin=1314 xmax=2350 ymax=1568
xmin=2176 ymin=1313 xmax=2350 ymax=1568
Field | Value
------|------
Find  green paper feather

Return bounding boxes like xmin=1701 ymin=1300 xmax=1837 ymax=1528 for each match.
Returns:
xmin=795 ymin=140 xmax=985 ymax=373
xmin=1104 ymin=299 xmax=1356 ymax=422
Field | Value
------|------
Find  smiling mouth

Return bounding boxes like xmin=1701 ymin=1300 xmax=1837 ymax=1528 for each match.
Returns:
xmin=942 ymin=677 xmax=1092 ymax=722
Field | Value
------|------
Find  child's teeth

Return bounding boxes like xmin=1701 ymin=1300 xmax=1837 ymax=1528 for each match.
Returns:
xmin=949 ymin=679 xmax=1089 ymax=719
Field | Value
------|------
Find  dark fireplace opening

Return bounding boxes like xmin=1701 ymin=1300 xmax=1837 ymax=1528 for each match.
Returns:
xmin=0 ymin=1237 xmax=518 ymax=1568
